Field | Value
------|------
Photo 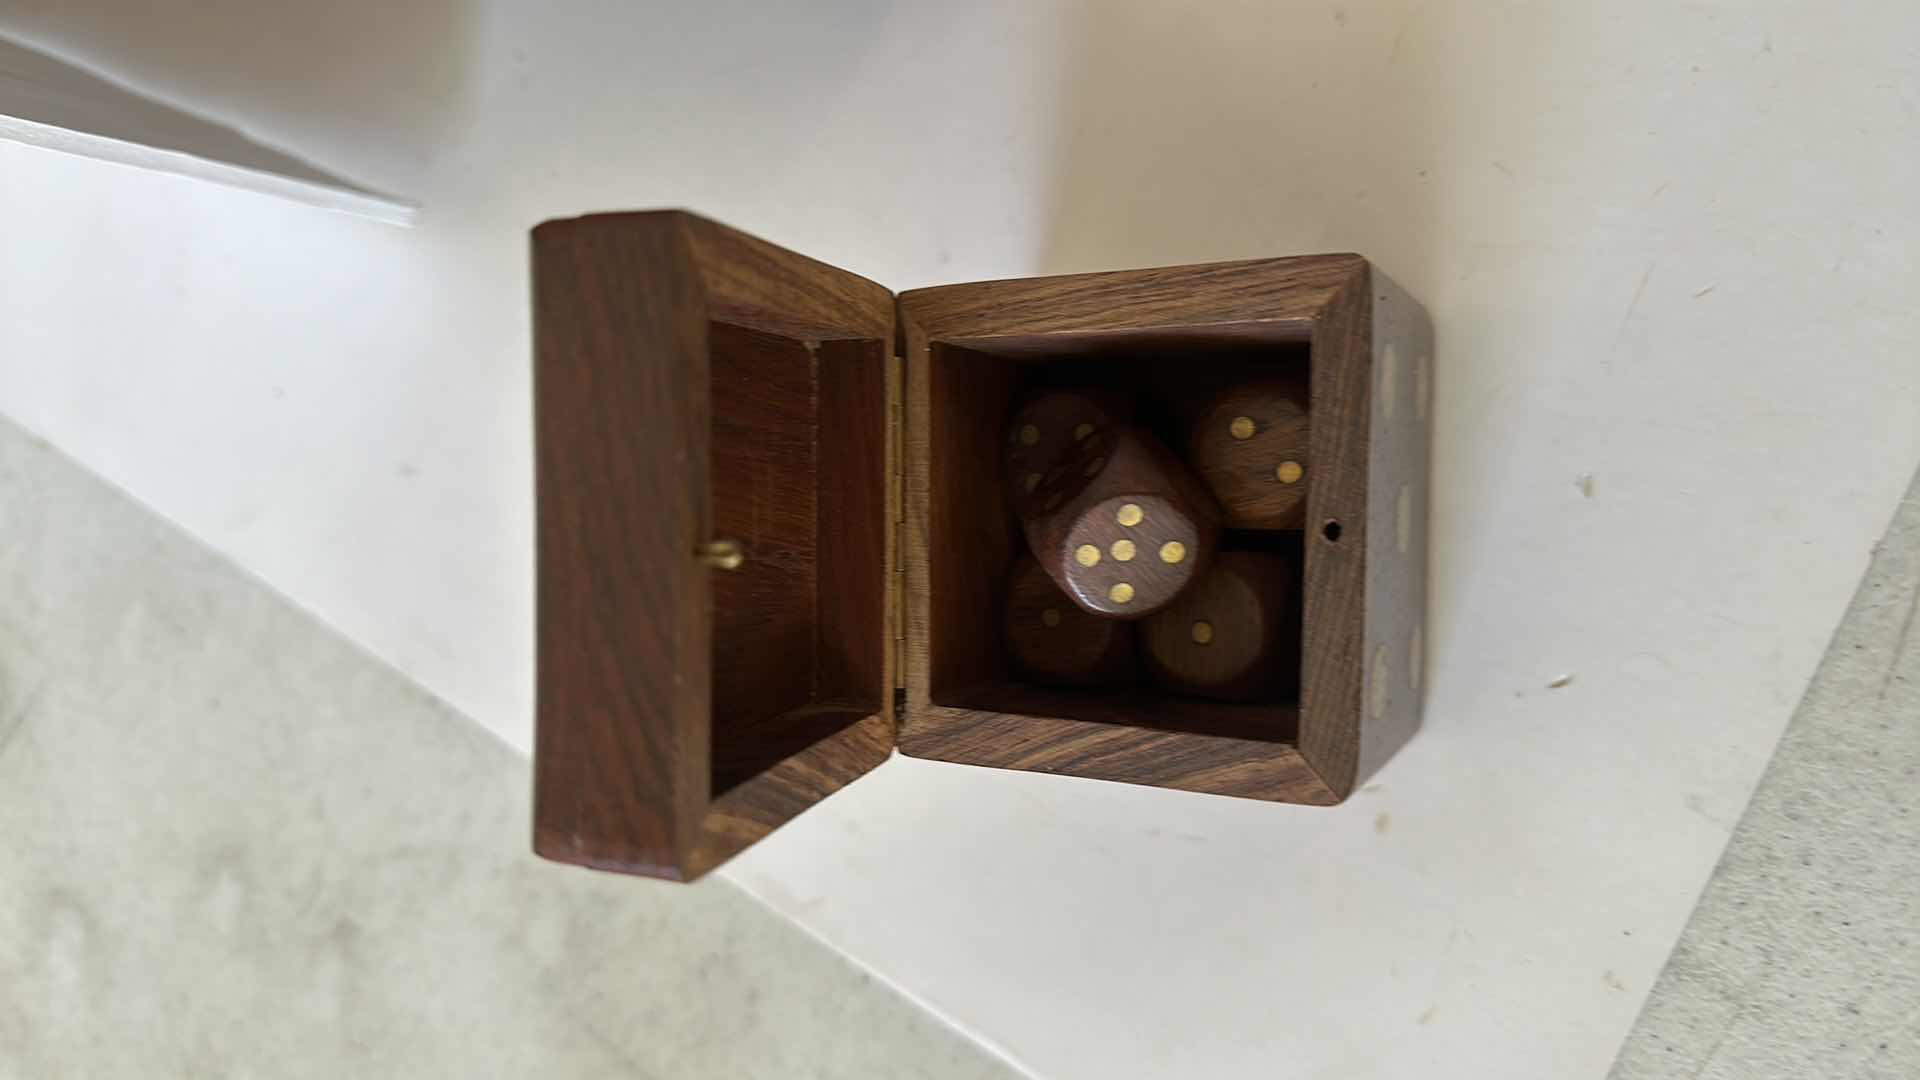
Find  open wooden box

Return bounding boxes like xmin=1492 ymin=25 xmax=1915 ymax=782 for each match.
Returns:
xmin=532 ymin=211 xmax=1430 ymax=881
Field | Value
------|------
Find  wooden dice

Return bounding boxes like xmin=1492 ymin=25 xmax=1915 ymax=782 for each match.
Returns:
xmin=1186 ymin=374 xmax=1310 ymax=529
xmin=1001 ymin=386 xmax=1301 ymax=696
xmin=1013 ymin=418 xmax=1222 ymax=619
xmin=1002 ymin=389 xmax=1131 ymax=520
xmin=1139 ymin=552 xmax=1296 ymax=701
xmin=1003 ymin=555 xmax=1136 ymax=686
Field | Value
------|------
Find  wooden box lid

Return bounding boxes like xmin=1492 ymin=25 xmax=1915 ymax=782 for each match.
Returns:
xmin=531 ymin=211 xmax=898 ymax=881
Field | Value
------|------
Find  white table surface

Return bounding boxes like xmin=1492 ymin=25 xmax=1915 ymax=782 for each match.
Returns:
xmin=3 ymin=3 xmax=1917 ymax=1076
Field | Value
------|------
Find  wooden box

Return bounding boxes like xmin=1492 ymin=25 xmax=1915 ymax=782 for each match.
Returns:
xmin=531 ymin=211 xmax=1430 ymax=881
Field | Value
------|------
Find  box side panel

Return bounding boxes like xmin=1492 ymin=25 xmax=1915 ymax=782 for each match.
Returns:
xmin=1359 ymin=268 xmax=1433 ymax=784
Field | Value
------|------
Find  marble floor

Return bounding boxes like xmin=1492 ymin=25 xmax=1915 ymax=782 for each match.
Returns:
xmin=1610 ymin=464 xmax=1920 ymax=1079
xmin=0 ymin=416 xmax=1018 ymax=1079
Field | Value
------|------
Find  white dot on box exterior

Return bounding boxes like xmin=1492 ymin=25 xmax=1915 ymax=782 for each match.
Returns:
xmin=1380 ymin=342 xmax=1399 ymax=420
xmin=1397 ymin=483 xmax=1412 ymax=555
xmin=1370 ymin=644 xmax=1390 ymax=719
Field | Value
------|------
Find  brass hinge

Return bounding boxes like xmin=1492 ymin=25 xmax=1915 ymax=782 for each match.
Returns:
xmin=890 ymin=369 xmax=906 ymax=528
xmin=894 ymin=570 xmax=908 ymax=692
xmin=890 ymin=354 xmax=908 ymax=691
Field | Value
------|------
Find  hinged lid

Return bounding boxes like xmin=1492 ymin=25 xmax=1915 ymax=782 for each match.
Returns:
xmin=531 ymin=210 xmax=899 ymax=882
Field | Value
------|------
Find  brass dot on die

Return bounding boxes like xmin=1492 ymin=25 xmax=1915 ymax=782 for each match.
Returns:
xmin=1116 ymin=503 xmax=1144 ymax=527
xmin=1108 ymin=582 xmax=1135 ymax=604
xmin=1041 ymin=608 xmax=1061 ymax=628
xmin=1229 ymin=416 xmax=1256 ymax=440
xmin=1111 ymin=539 xmax=1136 ymax=562
xmin=1074 ymin=423 xmax=1094 ymax=440
xmin=1159 ymin=541 xmax=1187 ymax=564
xmin=1191 ymin=620 xmax=1214 ymax=645
xmin=1074 ymin=544 xmax=1102 ymax=567
xmin=1019 ymin=424 xmax=1040 ymax=446
xmin=1024 ymin=472 xmax=1041 ymax=493
xmin=1276 ymin=460 xmax=1304 ymax=484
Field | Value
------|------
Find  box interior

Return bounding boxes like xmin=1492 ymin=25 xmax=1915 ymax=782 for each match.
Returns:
xmin=707 ymin=321 xmax=887 ymax=795
xmin=922 ymin=329 xmax=1312 ymax=744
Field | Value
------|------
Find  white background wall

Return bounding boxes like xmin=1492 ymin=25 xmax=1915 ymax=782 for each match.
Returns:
xmin=0 ymin=1 xmax=1078 ymax=746
xmin=3 ymin=3 xmax=1918 ymax=1077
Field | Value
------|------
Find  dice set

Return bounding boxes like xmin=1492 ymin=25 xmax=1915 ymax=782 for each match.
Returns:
xmin=1000 ymin=384 xmax=1306 ymax=703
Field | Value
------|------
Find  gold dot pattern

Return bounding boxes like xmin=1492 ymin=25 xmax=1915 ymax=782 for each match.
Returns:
xmin=1136 ymin=555 xmax=1269 ymax=693
xmin=1019 ymin=424 xmax=1040 ymax=446
xmin=1062 ymin=497 xmax=1203 ymax=615
xmin=1229 ymin=416 xmax=1256 ymax=440
xmin=1074 ymin=423 xmax=1094 ymax=440
xmin=1041 ymin=608 xmax=1061 ymax=628
xmin=1024 ymin=472 xmax=1041 ymax=493
xmin=1108 ymin=582 xmax=1135 ymax=604
xmin=1380 ymin=343 xmax=1399 ymax=420
xmin=1370 ymin=643 xmax=1390 ymax=719
xmin=1276 ymin=460 xmax=1303 ymax=484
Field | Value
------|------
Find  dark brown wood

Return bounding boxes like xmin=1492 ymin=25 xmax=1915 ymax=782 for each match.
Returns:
xmin=898 ymin=255 xmax=1381 ymax=804
xmin=1295 ymin=266 xmax=1372 ymax=798
xmin=909 ymin=691 xmax=1332 ymax=804
xmin=532 ymin=211 xmax=896 ymax=882
xmin=1019 ymin=423 xmax=1219 ymax=619
xmin=1187 ymin=373 xmax=1312 ymax=530
xmin=1140 ymin=552 xmax=1295 ymax=701
xmin=1003 ymin=554 xmax=1136 ymax=686
xmin=1001 ymin=388 xmax=1130 ymax=520
xmin=708 ymin=322 xmax=816 ymax=734
xmin=531 ymin=205 xmax=1425 ymax=875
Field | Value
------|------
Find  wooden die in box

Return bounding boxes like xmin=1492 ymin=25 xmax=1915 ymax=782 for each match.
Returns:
xmin=531 ymin=211 xmax=1431 ymax=881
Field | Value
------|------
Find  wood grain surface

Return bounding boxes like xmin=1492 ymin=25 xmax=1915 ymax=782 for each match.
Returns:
xmin=898 ymin=255 xmax=1376 ymax=803
xmin=1021 ymin=424 xmax=1220 ymax=619
xmin=1187 ymin=373 xmax=1313 ymax=530
xmin=532 ymin=211 xmax=895 ymax=881
xmin=1296 ymin=264 xmax=1372 ymax=799
xmin=1002 ymin=553 xmax=1137 ymax=686
xmin=1000 ymin=388 xmax=1132 ymax=520
xmin=1140 ymin=551 xmax=1296 ymax=701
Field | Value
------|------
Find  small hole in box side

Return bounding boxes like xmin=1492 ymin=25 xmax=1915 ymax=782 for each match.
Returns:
xmin=1321 ymin=519 xmax=1343 ymax=543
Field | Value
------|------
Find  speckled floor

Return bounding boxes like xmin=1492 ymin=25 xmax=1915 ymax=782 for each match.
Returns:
xmin=0 ymin=417 xmax=1018 ymax=1079
xmin=1611 ymin=464 xmax=1920 ymax=1079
